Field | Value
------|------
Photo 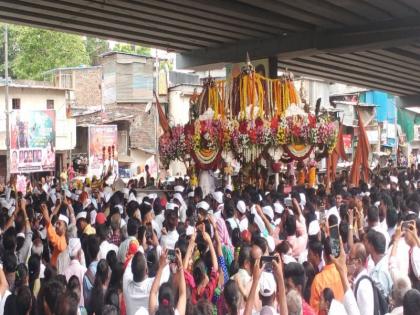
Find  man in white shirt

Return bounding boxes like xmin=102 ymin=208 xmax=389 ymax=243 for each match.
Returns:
xmin=160 ymin=203 xmax=179 ymax=250
xmin=349 ymin=243 xmax=374 ymax=315
xmin=63 ymin=238 xmax=87 ymax=307
xmin=97 ymin=224 xmax=118 ymax=260
xmin=366 ymin=229 xmax=393 ymax=297
xmin=367 ymin=206 xmax=390 ymax=251
xmin=123 ymin=251 xmax=169 ymax=315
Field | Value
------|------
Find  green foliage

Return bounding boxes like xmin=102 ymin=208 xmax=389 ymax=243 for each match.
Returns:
xmin=11 ymin=26 xmax=89 ymax=80
xmin=1 ymin=23 xmax=156 ymax=80
xmin=112 ymin=42 xmax=151 ymax=57
xmin=85 ymin=37 xmax=109 ymax=65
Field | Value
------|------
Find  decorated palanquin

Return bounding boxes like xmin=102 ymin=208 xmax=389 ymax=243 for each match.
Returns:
xmin=159 ymin=61 xmax=338 ymax=186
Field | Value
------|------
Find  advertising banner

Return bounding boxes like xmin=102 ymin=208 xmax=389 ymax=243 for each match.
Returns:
xmin=88 ymin=125 xmax=118 ymax=178
xmin=9 ymin=110 xmax=56 ymax=173
xmin=343 ymin=134 xmax=353 ymax=153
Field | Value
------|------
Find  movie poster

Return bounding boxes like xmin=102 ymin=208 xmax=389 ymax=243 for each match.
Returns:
xmin=88 ymin=125 xmax=118 ymax=178
xmin=9 ymin=110 xmax=56 ymax=173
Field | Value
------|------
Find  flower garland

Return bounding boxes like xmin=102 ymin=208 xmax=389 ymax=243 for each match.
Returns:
xmin=158 ymin=126 xmax=192 ymax=169
xmin=159 ymin=115 xmax=337 ymax=170
xmin=190 ymin=119 xmax=223 ymax=170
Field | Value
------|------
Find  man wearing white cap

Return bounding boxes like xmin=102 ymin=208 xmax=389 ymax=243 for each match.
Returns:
xmin=174 ymin=185 xmax=185 ymax=194
xmin=258 ymin=272 xmax=279 ymax=314
xmin=63 ymin=238 xmax=87 ymax=307
xmin=76 ymin=211 xmax=96 ymax=236
xmin=211 ymin=191 xmax=224 ymax=220
xmin=173 ymin=193 xmax=187 ymax=223
xmin=41 ymin=203 xmax=68 ymax=267
xmin=245 ymin=257 xmax=288 ymax=315
xmin=210 ymin=192 xmax=232 ymax=248
xmin=233 ymin=200 xmax=249 ymax=232
xmin=196 ymin=201 xmax=211 ymax=222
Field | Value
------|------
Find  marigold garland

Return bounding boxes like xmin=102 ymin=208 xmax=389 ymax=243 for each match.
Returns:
xmin=159 ymin=69 xmax=337 ymax=171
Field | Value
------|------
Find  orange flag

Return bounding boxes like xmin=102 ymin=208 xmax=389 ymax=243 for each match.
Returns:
xmin=349 ymin=108 xmax=370 ymax=187
xmin=326 ymin=124 xmax=346 ymax=190
xmin=154 ymin=91 xmax=170 ymax=133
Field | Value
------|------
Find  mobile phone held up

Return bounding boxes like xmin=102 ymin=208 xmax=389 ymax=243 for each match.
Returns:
xmin=260 ymin=256 xmax=279 ymax=272
xmin=402 ymin=220 xmax=414 ymax=231
xmin=167 ymin=249 xmax=176 ymax=263
xmin=329 ymin=224 xmax=340 ymax=258
xmin=284 ymin=197 xmax=293 ymax=208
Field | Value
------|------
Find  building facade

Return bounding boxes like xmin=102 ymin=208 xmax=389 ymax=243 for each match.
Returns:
xmin=48 ymin=52 xmax=165 ymax=179
xmin=0 ymin=81 xmax=76 ymax=181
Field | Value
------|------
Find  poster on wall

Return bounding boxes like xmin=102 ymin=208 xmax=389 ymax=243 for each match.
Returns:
xmin=88 ymin=125 xmax=118 ymax=178
xmin=9 ymin=110 xmax=56 ymax=173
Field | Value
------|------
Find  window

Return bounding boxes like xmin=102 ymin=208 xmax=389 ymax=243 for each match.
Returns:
xmin=12 ymin=98 xmax=20 ymax=110
xmin=46 ymin=99 xmax=54 ymax=109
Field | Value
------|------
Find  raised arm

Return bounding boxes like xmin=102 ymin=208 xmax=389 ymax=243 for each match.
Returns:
xmin=4 ymin=208 xmax=18 ymax=231
xmin=390 ymin=224 xmax=402 ymax=258
xmin=175 ymin=249 xmax=186 ymax=315
xmin=148 ymin=249 xmax=168 ymax=315
xmin=66 ymin=200 xmax=76 ymax=225
xmin=51 ymin=199 xmax=61 ymax=217
xmin=347 ymin=208 xmax=355 ymax=248
xmin=273 ymin=259 xmax=288 ymax=315
xmin=17 ymin=198 xmax=33 ymax=263
xmin=41 ymin=203 xmax=65 ymax=251
xmin=255 ymin=204 xmax=274 ymax=235
xmin=244 ymin=259 xmax=262 ymax=315
xmin=208 ymin=215 xmax=223 ymax=257
xmin=292 ymin=198 xmax=303 ymax=219
xmin=330 ymin=238 xmax=361 ymax=315
xmin=183 ymin=230 xmax=196 ymax=270
xmin=202 ymin=230 xmax=218 ymax=272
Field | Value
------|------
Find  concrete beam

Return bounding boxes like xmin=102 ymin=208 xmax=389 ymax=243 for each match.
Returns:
xmin=176 ymin=16 xmax=420 ymax=69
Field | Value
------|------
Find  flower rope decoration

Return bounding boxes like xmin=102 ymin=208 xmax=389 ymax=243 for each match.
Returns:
xmin=191 ymin=119 xmax=223 ymax=170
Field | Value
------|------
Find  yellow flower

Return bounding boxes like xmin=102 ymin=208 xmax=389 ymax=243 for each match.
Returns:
xmin=277 ymin=127 xmax=286 ymax=145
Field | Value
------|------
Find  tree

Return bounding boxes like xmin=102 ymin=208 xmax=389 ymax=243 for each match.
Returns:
xmin=85 ymin=37 xmax=109 ymax=65
xmin=112 ymin=42 xmax=151 ymax=56
xmin=12 ymin=26 xmax=89 ymax=80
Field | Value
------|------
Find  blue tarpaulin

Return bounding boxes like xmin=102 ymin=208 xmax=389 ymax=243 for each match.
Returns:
xmin=360 ymin=91 xmax=395 ymax=123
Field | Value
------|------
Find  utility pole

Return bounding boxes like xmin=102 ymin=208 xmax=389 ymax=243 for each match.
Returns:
xmin=154 ymin=50 xmax=159 ymax=181
xmin=4 ymin=24 xmax=10 ymax=183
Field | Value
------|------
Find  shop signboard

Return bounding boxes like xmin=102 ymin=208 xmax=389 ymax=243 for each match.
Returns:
xmin=9 ymin=110 xmax=56 ymax=173
xmin=88 ymin=125 xmax=118 ymax=178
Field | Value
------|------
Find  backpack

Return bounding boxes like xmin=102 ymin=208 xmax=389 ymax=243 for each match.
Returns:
xmin=355 ymin=275 xmax=389 ymax=315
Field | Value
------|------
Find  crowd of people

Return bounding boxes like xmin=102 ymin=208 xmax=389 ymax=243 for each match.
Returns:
xmin=1 ymin=164 xmax=420 ymax=315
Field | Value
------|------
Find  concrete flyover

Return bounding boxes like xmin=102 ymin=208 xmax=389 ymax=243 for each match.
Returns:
xmin=2 ymin=0 xmax=420 ymax=95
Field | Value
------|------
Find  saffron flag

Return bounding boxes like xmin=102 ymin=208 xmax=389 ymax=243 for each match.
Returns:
xmin=326 ymin=124 xmax=346 ymax=189
xmin=349 ymin=109 xmax=370 ymax=187
xmin=154 ymin=91 xmax=170 ymax=133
